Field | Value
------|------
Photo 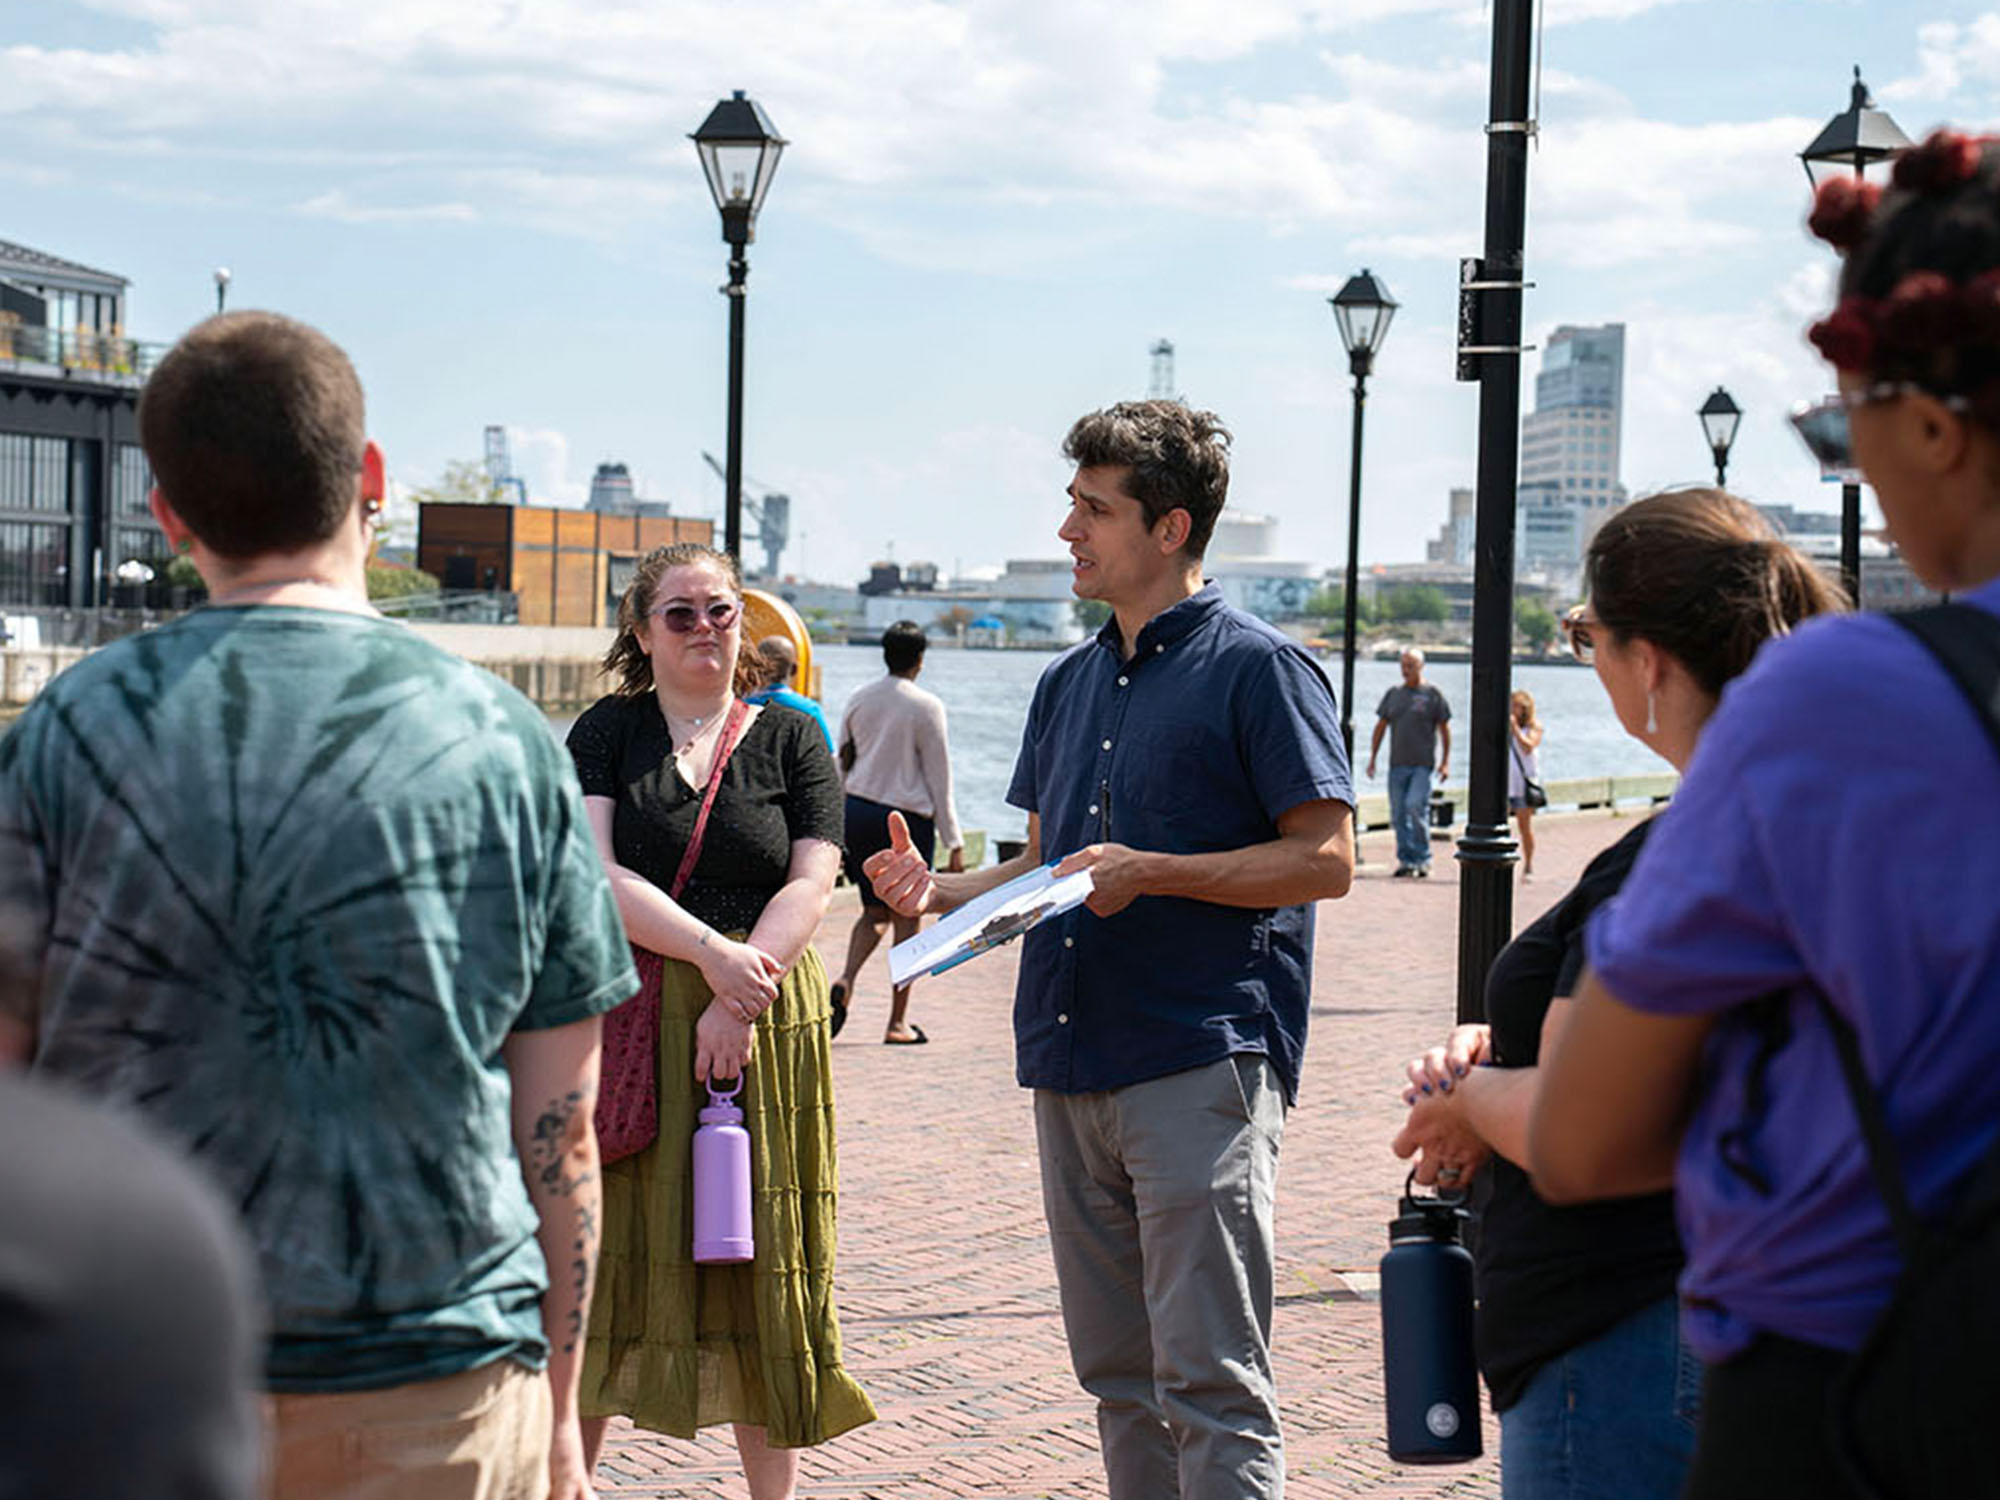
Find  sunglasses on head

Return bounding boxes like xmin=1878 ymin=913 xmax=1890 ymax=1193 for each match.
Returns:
xmin=1787 ymin=382 xmax=1972 ymax=482
xmin=1560 ymin=605 xmax=1599 ymax=666
xmin=652 ymin=599 xmax=741 ymax=634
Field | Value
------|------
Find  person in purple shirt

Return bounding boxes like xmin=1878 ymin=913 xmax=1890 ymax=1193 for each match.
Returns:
xmin=1532 ymin=130 xmax=2000 ymax=1500
xmin=863 ymin=400 xmax=1355 ymax=1500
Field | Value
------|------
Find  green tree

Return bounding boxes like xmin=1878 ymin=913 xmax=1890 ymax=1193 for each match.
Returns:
xmin=1073 ymin=599 xmax=1113 ymax=630
xmin=1305 ymin=586 xmax=1374 ymax=628
xmin=165 ymin=554 xmax=203 ymax=591
xmin=365 ymin=564 xmax=439 ymax=600
xmin=1381 ymin=585 xmax=1448 ymax=624
xmin=1515 ymin=598 xmax=1558 ymax=654
xmin=409 ymin=459 xmax=498 ymax=506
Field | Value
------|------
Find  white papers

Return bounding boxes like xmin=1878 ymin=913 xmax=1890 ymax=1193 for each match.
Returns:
xmin=888 ymin=863 xmax=1095 ymax=987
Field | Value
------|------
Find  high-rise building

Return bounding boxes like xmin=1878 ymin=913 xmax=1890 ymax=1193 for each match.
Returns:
xmin=1517 ymin=323 xmax=1626 ymax=586
xmin=1426 ymin=487 xmax=1476 ymax=567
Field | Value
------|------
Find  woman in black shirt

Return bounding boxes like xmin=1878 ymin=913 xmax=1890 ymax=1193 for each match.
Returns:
xmin=568 ymin=543 xmax=875 ymax=1496
xmin=1391 ymin=491 xmax=1842 ymax=1500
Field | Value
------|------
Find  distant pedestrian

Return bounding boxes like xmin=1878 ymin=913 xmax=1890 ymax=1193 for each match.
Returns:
xmin=1508 ymin=689 xmax=1545 ymax=878
xmin=0 ymin=311 xmax=637 ymax=1500
xmin=832 ymin=620 xmax=964 ymax=1045
xmin=747 ymin=633 xmax=836 ymax=751
xmin=864 ymin=400 xmax=1354 ymax=1500
xmin=1367 ymin=648 xmax=1452 ymax=877
xmin=0 ymin=917 xmax=263 ymax=1500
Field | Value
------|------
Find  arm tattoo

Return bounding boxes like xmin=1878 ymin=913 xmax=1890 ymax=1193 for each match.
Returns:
xmin=526 ymin=1087 xmax=596 ymax=1197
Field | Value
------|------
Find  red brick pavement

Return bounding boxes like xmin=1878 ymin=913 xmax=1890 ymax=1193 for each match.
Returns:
xmin=597 ymin=810 xmax=1647 ymax=1498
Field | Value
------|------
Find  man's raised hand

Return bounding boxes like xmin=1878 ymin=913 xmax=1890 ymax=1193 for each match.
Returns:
xmin=862 ymin=810 xmax=938 ymax=917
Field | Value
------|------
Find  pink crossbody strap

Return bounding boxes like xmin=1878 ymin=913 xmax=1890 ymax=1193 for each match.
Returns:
xmin=668 ymin=698 xmax=749 ymax=901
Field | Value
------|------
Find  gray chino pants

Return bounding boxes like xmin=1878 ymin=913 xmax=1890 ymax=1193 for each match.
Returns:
xmin=1034 ymin=1054 xmax=1288 ymax=1500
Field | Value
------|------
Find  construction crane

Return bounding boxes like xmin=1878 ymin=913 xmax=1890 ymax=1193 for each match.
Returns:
xmin=700 ymin=451 xmax=789 ymax=578
xmin=483 ymin=425 xmax=529 ymax=505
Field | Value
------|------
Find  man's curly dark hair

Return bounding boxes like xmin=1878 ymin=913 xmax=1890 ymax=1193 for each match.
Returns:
xmin=1062 ymin=400 xmax=1231 ymax=561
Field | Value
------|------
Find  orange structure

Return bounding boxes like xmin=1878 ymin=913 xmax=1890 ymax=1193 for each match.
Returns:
xmin=417 ymin=502 xmax=715 ymax=628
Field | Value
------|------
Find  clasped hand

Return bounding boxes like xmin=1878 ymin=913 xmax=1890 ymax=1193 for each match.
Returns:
xmin=1390 ymin=1024 xmax=1493 ymax=1188
xmin=693 ymin=937 xmax=783 ymax=1084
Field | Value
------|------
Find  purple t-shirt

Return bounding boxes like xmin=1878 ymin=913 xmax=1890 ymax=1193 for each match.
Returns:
xmin=1585 ymin=575 xmax=2000 ymax=1362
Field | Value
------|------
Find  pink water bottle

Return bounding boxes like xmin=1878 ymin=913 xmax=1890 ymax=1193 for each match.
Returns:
xmin=692 ymin=1080 xmax=754 ymax=1264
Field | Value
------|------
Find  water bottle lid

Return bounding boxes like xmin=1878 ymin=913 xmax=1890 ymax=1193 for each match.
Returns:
xmin=1389 ymin=1168 xmax=1471 ymax=1244
xmin=700 ymin=1077 xmax=745 ymax=1125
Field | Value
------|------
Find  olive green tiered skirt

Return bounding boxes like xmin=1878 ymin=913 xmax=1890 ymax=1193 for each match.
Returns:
xmin=579 ymin=944 xmax=876 ymax=1446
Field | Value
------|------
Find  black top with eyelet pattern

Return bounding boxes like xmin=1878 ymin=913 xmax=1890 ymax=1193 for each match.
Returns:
xmin=567 ymin=694 xmax=844 ymax=934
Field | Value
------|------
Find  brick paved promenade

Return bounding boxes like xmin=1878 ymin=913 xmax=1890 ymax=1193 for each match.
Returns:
xmin=598 ymin=810 xmax=1645 ymax=1499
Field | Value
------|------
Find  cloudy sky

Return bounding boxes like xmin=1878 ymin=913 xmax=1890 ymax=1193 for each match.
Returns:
xmin=8 ymin=1 xmax=2000 ymax=583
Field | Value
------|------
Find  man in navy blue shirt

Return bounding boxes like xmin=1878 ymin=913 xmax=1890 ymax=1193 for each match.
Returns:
xmin=867 ymin=400 xmax=1354 ymax=1500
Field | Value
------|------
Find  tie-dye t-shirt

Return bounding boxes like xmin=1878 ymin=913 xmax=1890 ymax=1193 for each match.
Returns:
xmin=0 ymin=606 xmax=637 ymax=1392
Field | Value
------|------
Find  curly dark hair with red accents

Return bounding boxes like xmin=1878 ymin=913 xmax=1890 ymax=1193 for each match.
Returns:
xmin=1821 ymin=131 xmax=2000 ymax=421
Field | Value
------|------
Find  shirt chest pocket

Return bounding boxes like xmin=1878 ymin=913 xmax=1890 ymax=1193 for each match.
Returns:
xmin=1119 ymin=723 xmax=1234 ymax=819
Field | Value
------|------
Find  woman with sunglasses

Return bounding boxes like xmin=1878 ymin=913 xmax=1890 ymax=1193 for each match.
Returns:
xmin=566 ymin=543 xmax=875 ymax=1497
xmin=1393 ymin=490 xmax=1840 ymax=1500
xmin=1531 ymin=131 xmax=2000 ymax=1499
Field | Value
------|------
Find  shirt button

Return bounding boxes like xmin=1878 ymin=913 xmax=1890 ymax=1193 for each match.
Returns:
xmin=1058 ymin=1013 xmax=1070 ymax=1024
xmin=1101 ymin=738 xmax=1112 ymax=751
xmin=1117 ymin=676 xmax=1128 ymax=687
xmin=1088 ymin=803 xmax=1099 ymax=815
xmin=1064 ymin=936 xmax=1074 ymax=948
xmin=1155 ymin=644 xmax=1164 ymax=654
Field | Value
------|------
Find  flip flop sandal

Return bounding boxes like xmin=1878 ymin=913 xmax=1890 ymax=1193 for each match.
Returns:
xmin=883 ymin=1024 xmax=929 ymax=1046
xmin=829 ymin=982 xmax=849 ymax=1038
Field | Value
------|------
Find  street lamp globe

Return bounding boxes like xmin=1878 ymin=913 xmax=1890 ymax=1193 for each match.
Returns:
xmin=213 ymin=266 xmax=232 ymax=314
xmin=1699 ymin=385 xmax=1743 ymax=485
xmin=1800 ymin=67 xmax=1911 ymax=190
xmin=1329 ymin=269 xmax=1398 ymax=376
xmin=691 ymin=90 xmax=788 ymax=246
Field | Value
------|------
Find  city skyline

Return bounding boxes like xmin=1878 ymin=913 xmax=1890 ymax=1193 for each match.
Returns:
xmin=10 ymin=4 xmax=2000 ymax=587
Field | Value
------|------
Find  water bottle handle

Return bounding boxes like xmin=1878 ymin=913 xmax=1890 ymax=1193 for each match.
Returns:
xmin=1403 ymin=1166 xmax=1469 ymax=1209
xmin=707 ymin=1077 xmax=744 ymax=1108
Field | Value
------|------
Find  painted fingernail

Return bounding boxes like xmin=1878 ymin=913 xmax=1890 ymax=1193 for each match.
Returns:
xmin=1455 ymin=1064 xmax=1469 ymax=1077
xmin=1420 ymin=1085 xmax=1433 ymax=1095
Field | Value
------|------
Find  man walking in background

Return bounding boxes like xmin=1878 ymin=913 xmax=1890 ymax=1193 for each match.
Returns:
xmin=747 ymin=634 xmax=835 ymax=751
xmin=864 ymin=400 xmax=1354 ymax=1500
xmin=0 ymin=312 xmax=636 ymax=1500
xmin=1367 ymin=647 xmax=1452 ymax=878
xmin=831 ymin=620 xmax=963 ymax=1044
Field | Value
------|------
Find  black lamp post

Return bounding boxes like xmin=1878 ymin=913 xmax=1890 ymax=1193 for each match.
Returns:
xmin=213 ymin=267 xmax=230 ymax=314
xmin=1329 ymin=269 xmax=1398 ymax=765
xmin=1450 ymin=0 xmax=1536 ymax=1025
xmin=1801 ymin=67 xmax=1909 ymax=605
xmin=1699 ymin=386 xmax=1742 ymax=488
xmin=692 ymin=90 xmax=787 ymax=563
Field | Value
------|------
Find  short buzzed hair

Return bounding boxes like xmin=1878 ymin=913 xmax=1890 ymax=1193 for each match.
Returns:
xmin=138 ymin=311 xmax=366 ymax=559
xmin=1402 ymin=647 xmax=1426 ymax=665
xmin=882 ymin=621 xmax=927 ymax=675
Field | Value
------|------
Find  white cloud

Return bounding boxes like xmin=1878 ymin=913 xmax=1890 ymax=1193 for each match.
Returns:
xmin=297 ymin=189 xmax=477 ymax=224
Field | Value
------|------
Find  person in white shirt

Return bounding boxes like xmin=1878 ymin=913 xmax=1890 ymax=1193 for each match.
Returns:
xmin=833 ymin=622 xmax=964 ymax=1044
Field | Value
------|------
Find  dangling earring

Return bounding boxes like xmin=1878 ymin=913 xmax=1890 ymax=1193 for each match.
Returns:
xmin=1645 ymin=691 xmax=1658 ymax=736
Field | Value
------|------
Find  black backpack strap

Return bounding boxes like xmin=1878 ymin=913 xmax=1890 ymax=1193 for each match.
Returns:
xmin=1809 ymin=993 xmax=1925 ymax=1258
xmin=1819 ymin=604 xmax=2000 ymax=1257
xmin=1891 ymin=603 xmax=2000 ymax=761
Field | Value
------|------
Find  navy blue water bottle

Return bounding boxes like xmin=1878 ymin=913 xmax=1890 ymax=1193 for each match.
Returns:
xmin=1380 ymin=1171 xmax=1481 ymax=1463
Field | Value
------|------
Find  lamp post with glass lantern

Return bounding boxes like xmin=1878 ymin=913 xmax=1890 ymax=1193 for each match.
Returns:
xmin=1329 ymin=269 xmax=1397 ymax=763
xmin=213 ymin=268 xmax=231 ymax=314
xmin=1699 ymin=386 xmax=1742 ymax=488
xmin=1801 ymin=67 xmax=1909 ymax=605
xmin=692 ymin=90 xmax=788 ymax=562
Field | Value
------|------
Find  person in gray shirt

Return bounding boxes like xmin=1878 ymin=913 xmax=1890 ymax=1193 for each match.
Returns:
xmin=1367 ymin=648 xmax=1452 ymax=877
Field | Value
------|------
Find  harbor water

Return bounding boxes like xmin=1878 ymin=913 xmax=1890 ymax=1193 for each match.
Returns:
xmin=557 ymin=643 xmax=1668 ymax=850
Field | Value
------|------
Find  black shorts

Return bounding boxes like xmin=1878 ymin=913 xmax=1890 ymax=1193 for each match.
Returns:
xmin=843 ymin=795 xmax=936 ymax=910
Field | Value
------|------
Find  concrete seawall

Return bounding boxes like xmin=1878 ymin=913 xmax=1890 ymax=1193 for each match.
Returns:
xmin=2 ymin=621 xmax=617 ymax=710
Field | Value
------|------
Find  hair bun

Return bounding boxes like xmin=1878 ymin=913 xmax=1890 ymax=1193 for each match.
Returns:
xmin=1892 ymin=131 xmax=1984 ymax=195
xmin=1878 ymin=271 xmax=1964 ymax=353
xmin=1809 ymin=302 xmax=1877 ymax=372
xmin=1808 ymin=175 xmax=1882 ymax=252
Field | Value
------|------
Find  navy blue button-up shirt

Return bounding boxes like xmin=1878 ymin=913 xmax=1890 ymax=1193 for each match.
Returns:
xmin=1005 ymin=585 xmax=1353 ymax=1103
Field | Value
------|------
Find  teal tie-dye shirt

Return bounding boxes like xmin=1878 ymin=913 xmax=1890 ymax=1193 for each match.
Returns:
xmin=0 ymin=607 xmax=638 ymax=1392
